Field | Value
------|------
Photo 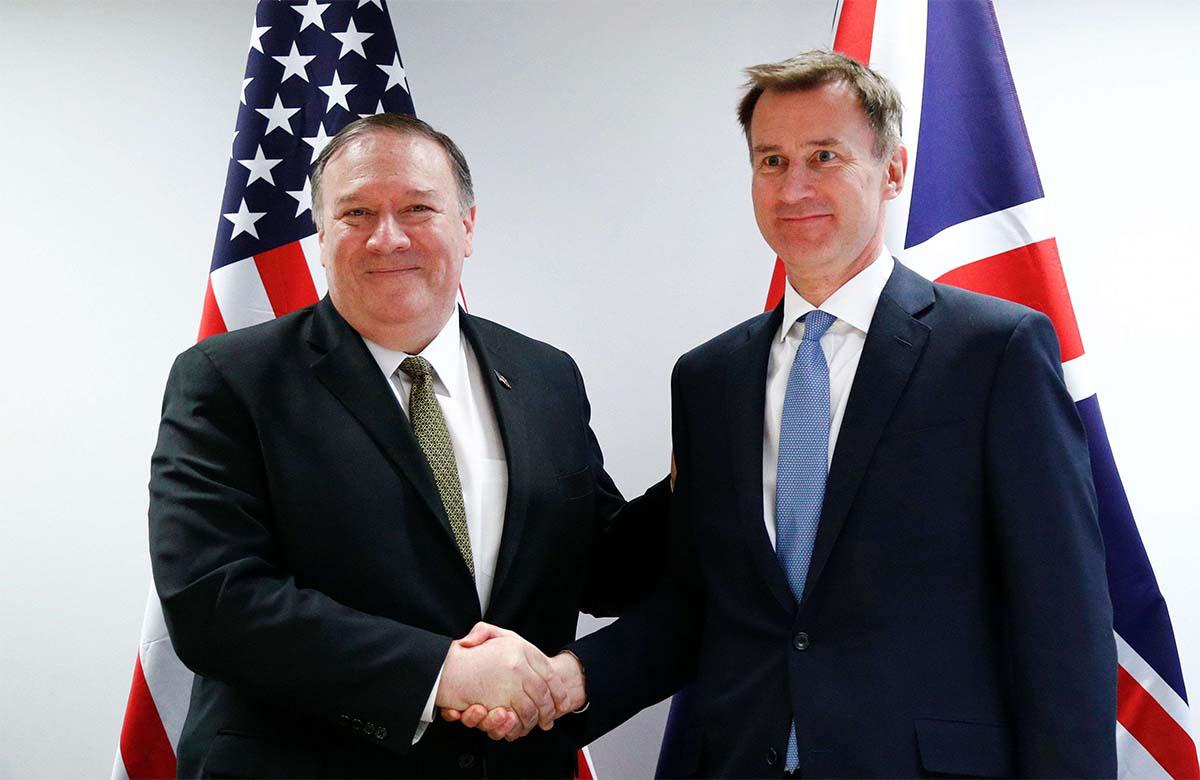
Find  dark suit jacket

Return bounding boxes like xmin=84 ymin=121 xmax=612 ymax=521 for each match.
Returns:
xmin=149 ymin=297 xmax=668 ymax=779
xmin=572 ymin=263 xmax=1116 ymax=778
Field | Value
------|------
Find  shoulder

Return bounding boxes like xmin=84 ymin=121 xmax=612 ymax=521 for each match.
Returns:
xmin=463 ymin=312 xmax=577 ymax=368
xmin=172 ymin=304 xmax=317 ymax=386
xmin=922 ymin=280 xmax=1060 ymax=364
xmin=673 ymin=309 xmax=777 ymax=380
xmin=927 ymin=280 xmax=1040 ymax=332
xmin=880 ymin=262 xmax=1055 ymax=362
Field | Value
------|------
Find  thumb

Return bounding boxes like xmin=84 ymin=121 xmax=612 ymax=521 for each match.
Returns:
xmin=457 ymin=621 xmax=507 ymax=648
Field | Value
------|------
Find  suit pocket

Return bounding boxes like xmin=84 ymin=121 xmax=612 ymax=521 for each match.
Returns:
xmin=201 ymin=731 xmax=316 ymax=778
xmin=915 ymin=718 xmax=1013 ymax=777
xmin=558 ymin=465 xmax=594 ymax=500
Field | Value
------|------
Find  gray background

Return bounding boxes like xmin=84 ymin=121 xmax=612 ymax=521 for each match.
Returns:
xmin=1 ymin=1 xmax=1197 ymax=776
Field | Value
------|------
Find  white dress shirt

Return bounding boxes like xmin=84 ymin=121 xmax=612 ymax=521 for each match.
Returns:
xmin=361 ymin=306 xmax=509 ymax=740
xmin=761 ymin=249 xmax=893 ymax=549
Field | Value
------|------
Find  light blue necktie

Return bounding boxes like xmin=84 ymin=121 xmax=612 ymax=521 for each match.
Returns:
xmin=775 ymin=309 xmax=835 ymax=773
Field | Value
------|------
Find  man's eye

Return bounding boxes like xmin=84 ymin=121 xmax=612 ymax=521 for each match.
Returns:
xmin=409 ymin=205 xmax=431 ymax=213
xmin=763 ymin=155 xmax=784 ymax=168
xmin=814 ymin=150 xmax=838 ymax=163
xmin=343 ymin=208 xmax=367 ymax=218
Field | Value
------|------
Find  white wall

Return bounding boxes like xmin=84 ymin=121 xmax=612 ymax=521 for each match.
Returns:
xmin=0 ymin=1 xmax=1194 ymax=776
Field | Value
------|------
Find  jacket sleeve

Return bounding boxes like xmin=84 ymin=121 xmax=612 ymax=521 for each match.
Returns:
xmin=570 ymin=357 xmax=705 ymax=742
xmin=983 ymin=312 xmax=1116 ymax=776
xmin=560 ymin=352 xmax=673 ymax=618
xmin=148 ymin=345 xmax=451 ymax=755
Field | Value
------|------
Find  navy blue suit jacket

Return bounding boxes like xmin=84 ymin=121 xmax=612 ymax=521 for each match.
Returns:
xmin=572 ymin=262 xmax=1115 ymax=778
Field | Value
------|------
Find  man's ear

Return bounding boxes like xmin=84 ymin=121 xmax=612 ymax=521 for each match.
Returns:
xmin=884 ymin=144 xmax=908 ymax=201
xmin=462 ymin=205 xmax=477 ymax=258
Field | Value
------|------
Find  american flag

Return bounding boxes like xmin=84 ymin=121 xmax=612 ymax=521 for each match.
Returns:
xmin=828 ymin=0 xmax=1196 ymax=776
xmin=114 ymin=3 xmax=602 ymax=776
xmin=200 ymin=0 xmax=413 ymax=341
xmin=114 ymin=1 xmax=414 ymax=776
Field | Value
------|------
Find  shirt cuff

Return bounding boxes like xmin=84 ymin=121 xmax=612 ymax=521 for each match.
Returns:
xmin=413 ymin=663 xmax=445 ymax=745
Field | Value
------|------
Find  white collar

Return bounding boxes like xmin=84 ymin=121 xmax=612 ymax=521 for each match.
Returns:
xmin=779 ymin=247 xmax=894 ymax=340
xmin=362 ymin=306 xmax=465 ymax=397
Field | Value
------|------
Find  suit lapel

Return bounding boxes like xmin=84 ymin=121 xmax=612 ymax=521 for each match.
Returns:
xmin=800 ymin=263 xmax=935 ymax=607
xmin=726 ymin=305 xmax=798 ymax=616
xmin=459 ymin=312 xmax=531 ymax=616
xmin=306 ymin=297 xmax=453 ymax=540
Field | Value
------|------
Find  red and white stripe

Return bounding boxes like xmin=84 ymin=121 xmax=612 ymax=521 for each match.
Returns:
xmin=113 ymin=595 xmax=191 ymax=780
xmin=115 ymin=237 xmax=327 ymax=779
xmin=832 ymin=1 xmax=1199 ymax=777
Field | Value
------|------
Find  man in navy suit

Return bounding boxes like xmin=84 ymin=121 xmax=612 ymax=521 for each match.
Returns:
xmin=453 ymin=50 xmax=1116 ymax=777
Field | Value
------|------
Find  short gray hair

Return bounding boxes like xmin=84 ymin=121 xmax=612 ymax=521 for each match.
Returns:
xmin=309 ymin=113 xmax=475 ymax=227
xmin=737 ymin=50 xmax=902 ymax=159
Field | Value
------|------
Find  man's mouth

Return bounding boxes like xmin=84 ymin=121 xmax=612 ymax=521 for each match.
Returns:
xmin=367 ymin=266 xmax=421 ymax=274
xmin=777 ymin=213 xmax=832 ymax=222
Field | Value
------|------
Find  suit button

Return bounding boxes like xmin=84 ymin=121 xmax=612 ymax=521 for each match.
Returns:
xmin=458 ymin=753 xmax=476 ymax=769
xmin=766 ymin=747 xmax=779 ymax=766
xmin=793 ymin=631 xmax=810 ymax=650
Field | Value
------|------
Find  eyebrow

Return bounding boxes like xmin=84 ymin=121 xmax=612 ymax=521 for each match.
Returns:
xmin=333 ymin=188 xmax=440 ymax=207
xmin=751 ymin=138 xmax=845 ymax=155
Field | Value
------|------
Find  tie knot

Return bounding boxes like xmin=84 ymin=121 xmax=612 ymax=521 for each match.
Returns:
xmin=802 ymin=310 xmax=835 ymax=342
xmin=400 ymin=355 xmax=434 ymax=381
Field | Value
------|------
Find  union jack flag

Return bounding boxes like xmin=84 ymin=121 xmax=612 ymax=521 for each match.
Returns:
xmin=113 ymin=1 xmax=413 ymax=776
xmin=822 ymin=0 xmax=1197 ymax=776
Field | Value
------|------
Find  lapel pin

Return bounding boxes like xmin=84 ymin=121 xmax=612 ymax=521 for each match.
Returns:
xmin=494 ymin=370 xmax=512 ymax=389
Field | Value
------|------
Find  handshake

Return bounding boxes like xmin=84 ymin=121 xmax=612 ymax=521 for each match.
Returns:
xmin=434 ymin=622 xmax=586 ymax=741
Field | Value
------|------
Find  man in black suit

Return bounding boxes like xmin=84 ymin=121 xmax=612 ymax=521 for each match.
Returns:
xmin=454 ymin=51 xmax=1116 ymax=777
xmin=148 ymin=113 xmax=667 ymax=778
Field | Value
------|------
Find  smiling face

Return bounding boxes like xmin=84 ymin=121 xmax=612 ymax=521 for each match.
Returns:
xmin=749 ymin=82 xmax=905 ymax=300
xmin=317 ymin=130 xmax=475 ymax=352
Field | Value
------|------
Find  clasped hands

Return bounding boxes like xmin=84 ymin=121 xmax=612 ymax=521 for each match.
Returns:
xmin=435 ymin=623 xmax=585 ymax=741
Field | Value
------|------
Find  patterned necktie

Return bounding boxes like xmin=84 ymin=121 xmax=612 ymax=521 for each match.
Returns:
xmin=774 ymin=309 xmax=835 ymax=773
xmin=400 ymin=356 xmax=474 ymax=577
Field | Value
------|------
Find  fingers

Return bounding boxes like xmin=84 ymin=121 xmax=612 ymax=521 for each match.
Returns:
xmin=483 ymin=708 xmax=519 ymax=741
xmin=508 ymin=690 xmax=540 ymax=735
xmin=520 ymin=669 xmax=556 ymax=730
xmin=441 ymin=627 xmax=567 ymax=741
xmin=522 ymin=642 xmax=553 ymax=681
xmin=545 ymin=666 xmax=571 ymax=717
xmin=459 ymin=704 xmax=489 ymax=728
xmin=518 ymin=644 xmax=557 ymax=729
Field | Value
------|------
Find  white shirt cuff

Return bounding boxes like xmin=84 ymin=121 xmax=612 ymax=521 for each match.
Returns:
xmin=412 ymin=663 xmax=445 ymax=745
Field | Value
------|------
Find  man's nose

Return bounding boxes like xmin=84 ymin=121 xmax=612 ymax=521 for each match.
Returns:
xmin=778 ymin=165 xmax=816 ymax=203
xmin=367 ymin=214 xmax=412 ymax=252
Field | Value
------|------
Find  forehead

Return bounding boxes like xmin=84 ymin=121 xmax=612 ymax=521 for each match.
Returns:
xmin=750 ymin=82 xmax=873 ymax=148
xmin=324 ymin=130 xmax=455 ymax=191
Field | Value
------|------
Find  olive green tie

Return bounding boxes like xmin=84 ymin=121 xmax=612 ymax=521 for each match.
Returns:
xmin=400 ymin=356 xmax=474 ymax=577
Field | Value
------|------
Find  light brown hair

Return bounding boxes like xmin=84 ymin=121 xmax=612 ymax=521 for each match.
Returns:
xmin=737 ymin=50 xmax=903 ymax=158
